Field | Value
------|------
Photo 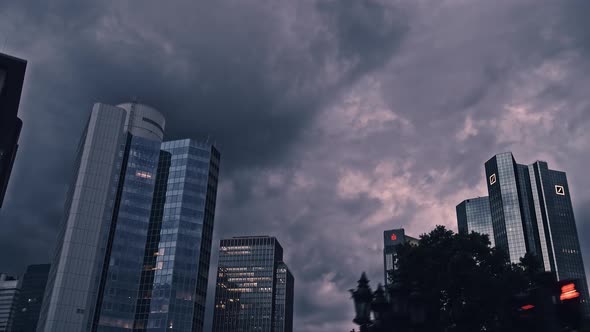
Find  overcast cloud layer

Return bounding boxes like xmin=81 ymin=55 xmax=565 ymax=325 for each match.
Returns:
xmin=2 ymin=1 xmax=590 ymax=331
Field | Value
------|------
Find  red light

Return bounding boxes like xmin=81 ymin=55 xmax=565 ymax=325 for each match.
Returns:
xmin=521 ymin=304 xmax=535 ymax=310
xmin=390 ymin=234 xmax=397 ymax=241
xmin=560 ymin=283 xmax=580 ymax=301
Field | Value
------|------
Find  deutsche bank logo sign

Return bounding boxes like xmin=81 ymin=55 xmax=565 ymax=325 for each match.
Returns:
xmin=555 ymin=185 xmax=565 ymax=196
xmin=489 ymin=174 xmax=497 ymax=185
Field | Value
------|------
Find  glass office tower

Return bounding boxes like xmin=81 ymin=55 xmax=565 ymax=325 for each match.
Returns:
xmin=38 ymin=102 xmax=221 ymax=332
xmin=0 ymin=52 xmax=26 ymax=209
xmin=457 ymin=152 xmax=589 ymax=315
xmin=135 ymin=139 xmax=220 ymax=332
xmin=11 ymin=264 xmax=51 ymax=332
xmin=212 ymin=236 xmax=294 ymax=332
xmin=456 ymin=197 xmax=494 ymax=247
xmin=485 ymin=153 xmax=530 ymax=263
xmin=94 ymin=104 xmax=165 ymax=331
xmin=0 ymin=274 xmax=19 ymax=332
xmin=383 ymin=229 xmax=418 ymax=285
xmin=38 ymin=103 xmax=135 ymax=332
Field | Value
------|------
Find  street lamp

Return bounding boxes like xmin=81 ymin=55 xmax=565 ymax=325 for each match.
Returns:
xmin=350 ymin=272 xmax=426 ymax=332
xmin=350 ymin=272 xmax=373 ymax=330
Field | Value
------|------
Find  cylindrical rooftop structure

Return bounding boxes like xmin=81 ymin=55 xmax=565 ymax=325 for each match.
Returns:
xmin=118 ymin=102 xmax=165 ymax=141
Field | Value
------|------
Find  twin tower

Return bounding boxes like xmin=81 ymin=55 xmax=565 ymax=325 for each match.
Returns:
xmin=37 ymin=103 xmax=220 ymax=331
xmin=457 ymin=152 xmax=589 ymax=315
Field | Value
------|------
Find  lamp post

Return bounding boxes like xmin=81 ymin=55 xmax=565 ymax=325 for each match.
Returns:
xmin=351 ymin=272 xmax=426 ymax=332
xmin=350 ymin=273 xmax=373 ymax=332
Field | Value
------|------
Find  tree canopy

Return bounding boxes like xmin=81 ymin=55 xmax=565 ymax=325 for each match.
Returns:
xmin=393 ymin=225 xmax=541 ymax=332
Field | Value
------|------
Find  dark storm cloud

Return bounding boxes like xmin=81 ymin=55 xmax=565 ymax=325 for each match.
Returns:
xmin=1 ymin=0 xmax=408 ymax=330
xmin=2 ymin=0 xmax=590 ymax=331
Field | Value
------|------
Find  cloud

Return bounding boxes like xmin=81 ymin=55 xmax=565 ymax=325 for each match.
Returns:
xmin=2 ymin=1 xmax=590 ymax=331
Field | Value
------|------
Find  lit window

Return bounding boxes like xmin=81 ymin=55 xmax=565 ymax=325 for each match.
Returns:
xmin=136 ymin=171 xmax=153 ymax=179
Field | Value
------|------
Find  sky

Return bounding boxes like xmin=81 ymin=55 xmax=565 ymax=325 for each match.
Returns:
xmin=1 ymin=0 xmax=590 ymax=331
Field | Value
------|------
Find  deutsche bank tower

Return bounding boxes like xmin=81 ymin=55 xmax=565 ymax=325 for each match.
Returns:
xmin=37 ymin=103 xmax=220 ymax=332
xmin=457 ymin=152 xmax=589 ymax=316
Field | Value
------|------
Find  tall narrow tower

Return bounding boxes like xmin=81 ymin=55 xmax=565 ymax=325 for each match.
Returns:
xmin=38 ymin=103 xmax=165 ymax=332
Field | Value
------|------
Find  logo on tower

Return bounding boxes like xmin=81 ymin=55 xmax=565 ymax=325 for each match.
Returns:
xmin=555 ymin=185 xmax=565 ymax=196
xmin=489 ymin=173 xmax=497 ymax=185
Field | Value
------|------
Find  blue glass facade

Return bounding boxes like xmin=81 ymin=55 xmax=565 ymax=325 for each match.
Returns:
xmin=39 ymin=103 xmax=221 ymax=331
xmin=137 ymin=139 xmax=220 ymax=332
xmin=458 ymin=152 xmax=590 ymax=316
xmin=485 ymin=153 xmax=528 ymax=263
xmin=456 ymin=197 xmax=494 ymax=247
xmin=95 ymin=136 xmax=162 ymax=331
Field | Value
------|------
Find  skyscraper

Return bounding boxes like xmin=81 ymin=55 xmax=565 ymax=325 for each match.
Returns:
xmin=134 ymin=139 xmax=220 ymax=331
xmin=0 ymin=274 xmax=19 ymax=332
xmin=457 ymin=152 xmax=589 ymax=315
xmin=11 ymin=264 xmax=51 ymax=332
xmin=383 ymin=229 xmax=418 ymax=285
xmin=212 ymin=236 xmax=294 ymax=332
xmin=37 ymin=102 xmax=220 ymax=332
xmin=456 ymin=197 xmax=494 ymax=246
xmin=0 ymin=52 xmax=26 ymax=209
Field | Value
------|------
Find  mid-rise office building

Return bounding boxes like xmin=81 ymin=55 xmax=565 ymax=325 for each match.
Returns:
xmin=457 ymin=152 xmax=589 ymax=315
xmin=37 ymin=102 xmax=220 ymax=332
xmin=11 ymin=264 xmax=51 ymax=332
xmin=383 ymin=229 xmax=418 ymax=285
xmin=456 ymin=197 xmax=494 ymax=246
xmin=0 ymin=274 xmax=19 ymax=332
xmin=212 ymin=236 xmax=294 ymax=332
xmin=0 ymin=52 xmax=26 ymax=209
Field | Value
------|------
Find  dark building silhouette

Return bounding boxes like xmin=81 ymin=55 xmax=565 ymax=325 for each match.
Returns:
xmin=10 ymin=264 xmax=50 ymax=332
xmin=0 ymin=274 xmax=19 ymax=332
xmin=0 ymin=52 xmax=26 ymax=209
xmin=212 ymin=236 xmax=294 ymax=332
xmin=456 ymin=197 xmax=494 ymax=246
xmin=383 ymin=229 xmax=418 ymax=285
xmin=273 ymin=262 xmax=294 ymax=332
xmin=37 ymin=103 xmax=220 ymax=332
xmin=457 ymin=152 xmax=590 ymax=316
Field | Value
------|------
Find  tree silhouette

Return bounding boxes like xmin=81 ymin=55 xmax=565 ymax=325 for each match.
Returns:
xmin=392 ymin=225 xmax=538 ymax=332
